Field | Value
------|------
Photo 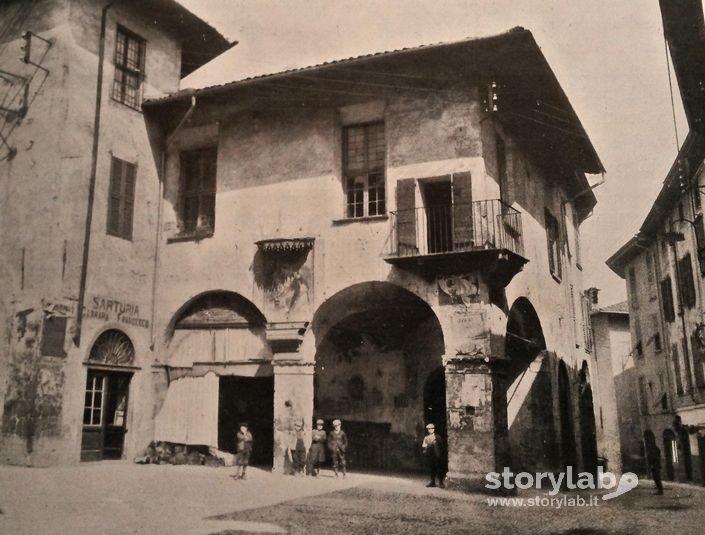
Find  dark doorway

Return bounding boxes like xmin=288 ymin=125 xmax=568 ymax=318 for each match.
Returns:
xmin=424 ymin=366 xmax=448 ymax=476
xmin=81 ymin=370 xmax=132 ymax=461
xmin=664 ymin=429 xmax=677 ymax=480
xmin=422 ymin=181 xmax=453 ymax=253
xmin=558 ymin=361 xmax=577 ymax=470
xmin=219 ymin=376 xmax=274 ymax=467
xmin=579 ymin=364 xmax=598 ymax=474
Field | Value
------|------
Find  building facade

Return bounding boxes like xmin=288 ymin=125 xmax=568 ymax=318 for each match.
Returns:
xmin=607 ymin=0 xmax=705 ymax=485
xmin=1 ymin=2 xmax=611 ymax=487
xmin=144 ymin=28 xmax=607 ymax=486
xmin=0 ymin=0 xmax=231 ymax=465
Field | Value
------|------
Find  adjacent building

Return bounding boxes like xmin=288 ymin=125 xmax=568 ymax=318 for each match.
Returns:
xmin=0 ymin=0 xmax=232 ymax=464
xmin=1 ymin=1 xmax=612 ymax=488
xmin=607 ymin=0 xmax=705 ymax=484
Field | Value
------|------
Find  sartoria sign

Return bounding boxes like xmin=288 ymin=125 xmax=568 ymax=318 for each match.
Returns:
xmin=87 ymin=296 xmax=150 ymax=329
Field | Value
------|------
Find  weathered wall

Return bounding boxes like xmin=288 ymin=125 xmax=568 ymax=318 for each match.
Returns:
xmin=0 ymin=0 xmax=184 ymax=465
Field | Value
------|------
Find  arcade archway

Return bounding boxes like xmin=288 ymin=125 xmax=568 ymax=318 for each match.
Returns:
xmin=579 ymin=361 xmax=598 ymax=474
xmin=311 ymin=282 xmax=445 ymax=472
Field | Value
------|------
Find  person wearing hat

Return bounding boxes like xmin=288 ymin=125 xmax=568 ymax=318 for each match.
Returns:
xmin=422 ymin=423 xmax=444 ymax=488
xmin=234 ymin=422 xmax=253 ymax=480
xmin=307 ymin=419 xmax=327 ymax=476
xmin=327 ymin=418 xmax=348 ymax=477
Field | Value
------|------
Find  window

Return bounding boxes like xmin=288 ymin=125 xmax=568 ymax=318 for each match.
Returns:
xmin=343 ymin=122 xmax=386 ymax=218
xmin=634 ymin=318 xmax=643 ymax=358
xmin=678 ymin=253 xmax=696 ymax=308
xmin=627 ymin=266 xmax=638 ymax=308
xmin=581 ymin=294 xmax=593 ymax=352
xmin=107 ymin=156 xmax=136 ymax=240
xmin=673 ymin=343 xmax=684 ymax=396
xmin=694 ymin=215 xmax=705 ymax=276
xmin=41 ymin=316 xmax=67 ymax=357
xmin=545 ymin=209 xmax=561 ymax=279
xmin=179 ymin=147 xmax=217 ymax=235
xmin=646 ymin=252 xmax=654 ymax=285
xmin=638 ymin=376 xmax=648 ymax=415
xmin=83 ymin=372 xmax=104 ymax=426
xmin=651 ymin=314 xmax=662 ymax=352
xmin=113 ymin=27 xmax=145 ymax=109
xmin=660 ymin=276 xmax=676 ymax=322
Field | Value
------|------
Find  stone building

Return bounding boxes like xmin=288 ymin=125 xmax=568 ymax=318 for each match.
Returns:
xmin=0 ymin=0 xmax=232 ymax=465
xmin=144 ymin=28 xmax=607 ymax=486
xmin=587 ymin=295 xmax=631 ymax=474
xmin=0 ymin=1 xmax=612 ymax=487
xmin=606 ymin=0 xmax=705 ymax=485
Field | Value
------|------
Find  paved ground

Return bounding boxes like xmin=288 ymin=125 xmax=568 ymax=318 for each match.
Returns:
xmin=1 ymin=462 xmax=704 ymax=534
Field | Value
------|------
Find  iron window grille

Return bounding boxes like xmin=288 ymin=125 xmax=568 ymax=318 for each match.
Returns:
xmin=113 ymin=27 xmax=145 ymax=110
xmin=343 ymin=122 xmax=386 ymax=218
xmin=107 ymin=156 xmax=136 ymax=240
xmin=179 ymin=147 xmax=217 ymax=236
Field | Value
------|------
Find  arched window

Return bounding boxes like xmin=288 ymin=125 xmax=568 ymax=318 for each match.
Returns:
xmin=89 ymin=330 xmax=135 ymax=366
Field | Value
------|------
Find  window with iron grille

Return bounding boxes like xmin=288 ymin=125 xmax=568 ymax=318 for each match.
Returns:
xmin=343 ymin=122 xmax=386 ymax=218
xmin=545 ymin=209 xmax=561 ymax=280
xmin=107 ymin=156 xmax=136 ymax=240
xmin=678 ymin=253 xmax=696 ymax=308
xmin=660 ymin=276 xmax=675 ymax=322
xmin=179 ymin=147 xmax=217 ymax=235
xmin=113 ymin=27 xmax=145 ymax=110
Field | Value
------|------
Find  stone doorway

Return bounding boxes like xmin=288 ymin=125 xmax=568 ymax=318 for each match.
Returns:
xmin=218 ymin=376 xmax=274 ymax=467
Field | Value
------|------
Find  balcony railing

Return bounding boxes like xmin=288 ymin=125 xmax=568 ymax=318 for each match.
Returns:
xmin=387 ymin=199 xmax=524 ymax=259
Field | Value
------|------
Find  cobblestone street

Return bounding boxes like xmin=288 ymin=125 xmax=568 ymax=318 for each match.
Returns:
xmin=1 ymin=463 xmax=704 ymax=534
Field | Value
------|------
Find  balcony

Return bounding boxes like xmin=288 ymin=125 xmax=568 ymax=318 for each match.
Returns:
xmin=385 ymin=199 xmax=527 ymax=283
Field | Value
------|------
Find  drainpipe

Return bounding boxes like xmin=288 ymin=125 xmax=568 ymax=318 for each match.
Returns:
xmin=149 ymin=96 xmax=197 ymax=349
xmin=74 ymin=1 xmax=117 ymax=346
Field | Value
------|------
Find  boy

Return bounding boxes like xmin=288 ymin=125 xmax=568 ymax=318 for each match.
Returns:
xmin=308 ymin=419 xmax=327 ymax=476
xmin=328 ymin=418 xmax=348 ymax=477
xmin=234 ymin=422 xmax=253 ymax=480
xmin=422 ymin=423 xmax=444 ymax=488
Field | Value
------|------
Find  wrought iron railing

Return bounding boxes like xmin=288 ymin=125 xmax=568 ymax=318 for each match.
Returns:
xmin=388 ymin=199 xmax=524 ymax=258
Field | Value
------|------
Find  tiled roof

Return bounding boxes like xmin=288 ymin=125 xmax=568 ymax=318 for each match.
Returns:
xmin=593 ymin=301 xmax=628 ymax=315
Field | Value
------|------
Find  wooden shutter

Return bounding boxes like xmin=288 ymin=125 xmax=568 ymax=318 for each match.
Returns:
xmin=690 ymin=332 xmax=705 ymax=389
xmin=695 ymin=215 xmax=705 ymax=275
xmin=452 ymin=172 xmax=473 ymax=249
xmin=396 ymin=178 xmax=417 ymax=255
xmin=661 ymin=277 xmax=676 ymax=322
xmin=678 ymin=254 xmax=696 ymax=308
xmin=107 ymin=157 xmax=123 ymax=236
xmin=40 ymin=316 xmax=67 ymax=357
xmin=672 ymin=343 xmax=684 ymax=395
xmin=123 ymin=162 xmax=135 ymax=240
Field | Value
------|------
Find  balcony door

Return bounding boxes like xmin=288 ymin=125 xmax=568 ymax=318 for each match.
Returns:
xmin=422 ymin=180 xmax=453 ymax=253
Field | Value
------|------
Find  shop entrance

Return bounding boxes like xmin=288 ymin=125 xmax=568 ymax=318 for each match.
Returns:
xmin=81 ymin=370 xmax=132 ymax=461
xmin=218 ymin=376 xmax=274 ymax=467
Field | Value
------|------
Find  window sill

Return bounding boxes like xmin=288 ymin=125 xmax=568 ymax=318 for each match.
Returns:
xmin=167 ymin=229 xmax=214 ymax=243
xmin=111 ymin=96 xmax=143 ymax=113
xmin=332 ymin=214 xmax=389 ymax=226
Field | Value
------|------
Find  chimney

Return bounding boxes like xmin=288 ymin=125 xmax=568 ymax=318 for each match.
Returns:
xmin=586 ymin=287 xmax=600 ymax=305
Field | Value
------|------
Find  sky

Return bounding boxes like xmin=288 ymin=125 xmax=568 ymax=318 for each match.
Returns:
xmin=179 ymin=0 xmax=688 ymax=307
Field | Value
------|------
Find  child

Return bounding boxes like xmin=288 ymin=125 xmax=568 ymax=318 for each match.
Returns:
xmin=327 ymin=418 xmax=348 ymax=477
xmin=234 ymin=422 xmax=253 ymax=480
xmin=422 ymin=423 xmax=444 ymax=488
xmin=307 ymin=419 xmax=327 ymax=476
xmin=292 ymin=420 xmax=307 ymax=477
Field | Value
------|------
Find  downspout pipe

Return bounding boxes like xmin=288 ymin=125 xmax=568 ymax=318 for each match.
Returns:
xmin=149 ymin=96 xmax=197 ymax=349
xmin=74 ymin=1 xmax=116 ymax=346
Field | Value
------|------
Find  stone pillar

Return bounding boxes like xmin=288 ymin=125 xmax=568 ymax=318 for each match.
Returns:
xmin=272 ymin=358 xmax=314 ymax=474
xmin=444 ymin=355 xmax=508 ymax=489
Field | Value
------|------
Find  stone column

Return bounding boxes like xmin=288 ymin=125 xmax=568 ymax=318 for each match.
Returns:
xmin=444 ymin=355 xmax=509 ymax=489
xmin=271 ymin=357 xmax=314 ymax=474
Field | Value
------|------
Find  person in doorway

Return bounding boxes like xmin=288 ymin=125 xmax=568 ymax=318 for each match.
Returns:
xmin=308 ymin=419 xmax=327 ymax=476
xmin=328 ymin=418 xmax=348 ymax=477
xmin=422 ymin=423 xmax=444 ymax=488
xmin=234 ymin=422 xmax=253 ymax=480
xmin=645 ymin=434 xmax=664 ymax=495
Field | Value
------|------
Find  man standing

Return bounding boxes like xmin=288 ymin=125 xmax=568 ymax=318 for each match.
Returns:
xmin=422 ymin=423 xmax=444 ymax=488
xmin=328 ymin=418 xmax=348 ymax=477
xmin=234 ymin=423 xmax=253 ymax=480
xmin=308 ymin=419 xmax=327 ymax=476
xmin=645 ymin=433 xmax=664 ymax=495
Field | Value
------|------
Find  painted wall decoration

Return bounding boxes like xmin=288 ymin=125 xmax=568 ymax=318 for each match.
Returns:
xmin=252 ymin=238 xmax=314 ymax=322
xmin=438 ymin=274 xmax=480 ymax=305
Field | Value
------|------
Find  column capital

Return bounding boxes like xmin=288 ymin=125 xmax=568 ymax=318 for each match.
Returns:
xmin=266 ymin=321 xmax=309 ymax=354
